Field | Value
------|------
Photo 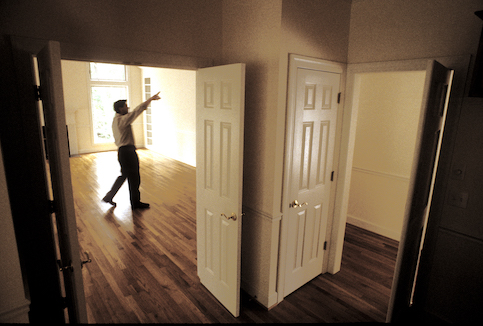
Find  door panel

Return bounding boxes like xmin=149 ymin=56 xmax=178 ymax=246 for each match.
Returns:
xmin=37 ymin=41 xmax=88 ymax=323
xmin=284 ymin=68 xmax=340 ymax=296
xmin=387 ymin=60 xmax=453 ymax=322
xmin=196 ymin=63 xmax=245 ymax=317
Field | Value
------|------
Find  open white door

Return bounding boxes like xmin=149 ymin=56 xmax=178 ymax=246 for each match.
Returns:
xmin=387 ymin=60 xmax=453 ymax=322
xmin=36 ymin=41 xmax=88 ymax=323
xmin=196 ymin=63 xmax=245 ymax=317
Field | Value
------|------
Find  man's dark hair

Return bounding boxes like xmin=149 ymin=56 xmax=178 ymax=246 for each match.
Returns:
xmin=114 ymin=100 xmax=127 ymax=113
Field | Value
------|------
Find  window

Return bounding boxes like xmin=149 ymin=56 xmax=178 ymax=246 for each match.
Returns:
xmin=89 ymin=63 xmax=129 ymax=143
xmin=90 ymin=62 xmax=126 ymax=81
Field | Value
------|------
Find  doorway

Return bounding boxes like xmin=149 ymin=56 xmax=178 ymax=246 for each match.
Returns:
xmin=58 ymin=58 xmax=246 ymax=319
xmin=336 ymin=59 xmax=456 ymax=322
xmin=59 ymin=60 xmax=200 ymax=321
xmin=347 ymin=70 xmax=427 ymax=242
xmin=343 ymin=69 xmax=428 ymax=320
xmin=60 ymin=60 xmax=197 ymax=166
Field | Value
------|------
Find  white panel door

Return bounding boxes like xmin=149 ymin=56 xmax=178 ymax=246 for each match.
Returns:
xmin=37 ymin=41 xmax=88 ymax=323
xmin=284 ymin=67 xmax=340 ymax=296
xmin=196 ymin=63 xmax=245 ymax=317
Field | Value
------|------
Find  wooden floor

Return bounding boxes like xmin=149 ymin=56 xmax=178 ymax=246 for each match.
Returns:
xmin=70 ymin=149 xmax=399 ymax=323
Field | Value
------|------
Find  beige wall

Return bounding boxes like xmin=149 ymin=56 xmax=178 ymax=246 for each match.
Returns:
xmin=282 ymin=0 xmax=351 ymax=63
xmin=221 ymin=0 xmax=352 ymax=307
xmin=221 ymin=0 xmax=351 ymax=230
xmin=141 ymin=67 xmax=196 ymax=166
xmin=222 ymin=0 xmax=283 ymax=216
xmin=348 ymin=0 xmax=482 ymax=64
xmin=61 ymin=60 xmax=143 ymax=154
xmin=347 ymin=71 xmax=427 ymax=240
xmin=61 ymin=61 xmax=196 ymax=163
xmin=0 ymin=0 xmax=222 ymax=64
xmin=221 ymin=0 xmax=284 ymax=307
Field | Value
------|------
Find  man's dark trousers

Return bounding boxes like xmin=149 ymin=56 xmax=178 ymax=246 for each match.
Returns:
xmin=104 ymin=145 xmax=140 ymax=206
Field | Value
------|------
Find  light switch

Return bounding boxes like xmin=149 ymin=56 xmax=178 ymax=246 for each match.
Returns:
xmin=447 ymin=190 xmax=469 ymax=208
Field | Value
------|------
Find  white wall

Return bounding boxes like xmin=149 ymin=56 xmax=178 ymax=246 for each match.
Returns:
xmin=61 ymin=61 xmax=196 ymax=165
xmin=347 ymin=71 xmax=426 ymax=240
xmin=61 ymin=60 xmax=143 ymax=154
xmin=141 ymin=67 xmax=196 ymax=167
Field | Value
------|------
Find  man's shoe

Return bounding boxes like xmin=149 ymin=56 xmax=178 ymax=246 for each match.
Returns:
xmin=132 ymin=202 xmax=150 ymax=210
xmin=102 ymin=196 xmax=117 ymax=206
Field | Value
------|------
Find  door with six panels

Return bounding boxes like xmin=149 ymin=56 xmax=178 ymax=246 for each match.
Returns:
xmin=284 ymin=65 xmax=341 ymax=296
xmin=196 ymin=63 xmax=246 ymax=317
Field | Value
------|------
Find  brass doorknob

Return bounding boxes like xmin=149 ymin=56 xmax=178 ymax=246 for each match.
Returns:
xmin=221 ymin=213 xmax=237 ymax=221
xmin=290 ymin=199 xmax=308 ymax=208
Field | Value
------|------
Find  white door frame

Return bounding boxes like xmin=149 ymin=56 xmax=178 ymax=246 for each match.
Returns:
xmin=278 ymin=54 xmax=346 ymax=302
xmin=331 ymin=59 xmax=431 ymax=275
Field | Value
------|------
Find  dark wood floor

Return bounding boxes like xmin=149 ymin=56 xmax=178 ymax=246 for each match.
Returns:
xmin=70 ymin=149 xmax=399 ymax=323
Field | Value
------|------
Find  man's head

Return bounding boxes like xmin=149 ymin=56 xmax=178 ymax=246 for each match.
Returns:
xmin=114 ymin=100 xmax=128 ymax=115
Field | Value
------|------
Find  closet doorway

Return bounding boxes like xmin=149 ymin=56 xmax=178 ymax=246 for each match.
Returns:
xmin=347 ymin=70 xmax=427 ymax=242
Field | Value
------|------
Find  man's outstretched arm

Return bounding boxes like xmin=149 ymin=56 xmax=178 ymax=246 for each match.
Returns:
xmin=120 ymin=91 xmax=161 ymax=126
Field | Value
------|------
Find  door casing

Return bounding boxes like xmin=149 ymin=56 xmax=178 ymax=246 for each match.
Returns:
xmin=4 ymin=35 xmax=218 ymax=321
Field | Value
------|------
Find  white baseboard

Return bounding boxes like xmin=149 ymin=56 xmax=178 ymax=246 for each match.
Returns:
xmin=346 ymin=214 xmax=401 ymax=241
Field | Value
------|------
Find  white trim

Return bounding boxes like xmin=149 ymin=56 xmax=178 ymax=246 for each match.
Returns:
xmin=243 ymin=204 xmax=282 ymax=223
xmin=352 ymin=166 xmax=410 ymax=182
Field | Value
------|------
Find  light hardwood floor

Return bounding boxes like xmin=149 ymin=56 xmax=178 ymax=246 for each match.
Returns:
xmin=70 ymin=149 xmax=399 ymax=323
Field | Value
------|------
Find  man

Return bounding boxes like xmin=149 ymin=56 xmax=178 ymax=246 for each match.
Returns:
xmin=102 ymin=92 xmax=161 ymax=209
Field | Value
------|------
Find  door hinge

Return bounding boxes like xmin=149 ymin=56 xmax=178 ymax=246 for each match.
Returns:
xmin=48 ymin=200 xmax=56 ymax=214
xmin=337 ymin=92 xmax=341 ymax=104
xmin=34 ymin=85 xmax=42 ymax=101
xmin=331 ymin=171 xmax=335 ymax=181
xmin=60 ymin=296 xmax=68 ymax=309
xmin=57 ymin=259 xmax=73 ymax=272
xmin=323 ymin=241 xmax=328 ymax=250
